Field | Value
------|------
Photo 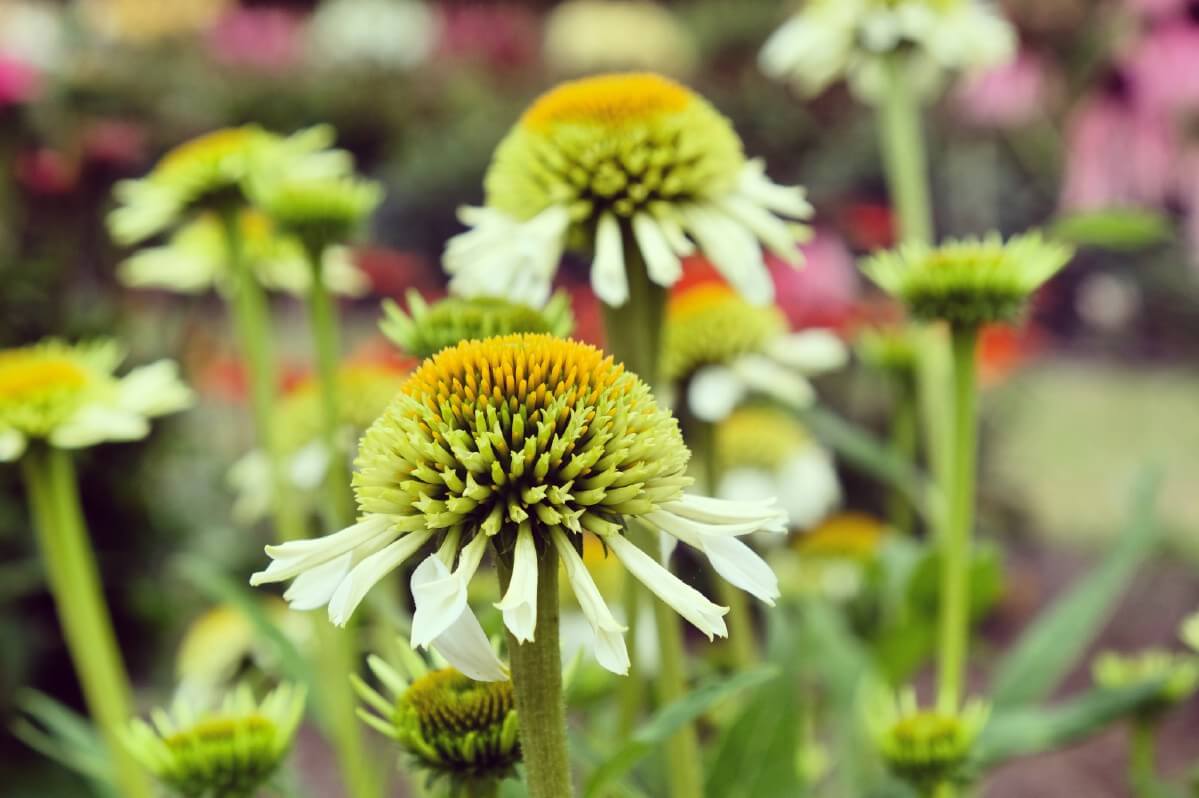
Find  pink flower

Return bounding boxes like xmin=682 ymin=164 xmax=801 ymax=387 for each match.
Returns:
xmin=81 ymin=119 xmax=148 ymax=167
xmin=206 ymin=8 xmax=303 ymax=73
xmin=954 ymin=51 xmax=1055 ymax=129
xmin=767 ymin=231 xmax=861 ymax=331
xmin=1124 ymin=0 xmax=1191 ymax=19
xmin=1125 ymin=19 xmax=1199 ymax=114
xmin=1059 ymin=84 xmax=1179 ymax=211
xmin=0 ymin=55 xmax=40 ymax=106
xmin=436 ymin=4 xmax=539 ymax=69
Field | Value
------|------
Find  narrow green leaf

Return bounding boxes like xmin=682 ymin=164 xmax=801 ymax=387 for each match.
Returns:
xmin=989 ymin=469 xmax=1162 ymax=708
xmin=12 ymin=689 xmax=118 ymax=797
xmin=583 ymin=666 xmax=778 ymax=798
xmin=1050 ymin=208 xmax=1172 ymax=250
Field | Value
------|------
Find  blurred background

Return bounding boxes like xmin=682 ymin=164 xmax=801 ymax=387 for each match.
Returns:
xmin=1 ymin=0 xmax=1198 ymax=795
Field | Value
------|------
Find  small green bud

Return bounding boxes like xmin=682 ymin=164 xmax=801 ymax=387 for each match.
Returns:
xmin=1093 ymin=649 xmax=1199 ymax=720
xmin=866 ymin=686 xmax=989 ymax=792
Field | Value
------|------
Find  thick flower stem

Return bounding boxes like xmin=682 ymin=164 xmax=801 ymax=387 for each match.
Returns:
xmin=1129 ymin=720 xmax=1158 ymax=792
xmin=502 ymin=545 xmax=574 ymax=798
xmin=877 ymin=56 xmax=932 ymax=246
xmin=936 ymin=325 xmax=979 ymax=713
xmin=21 ymin=446 xmax=153 ymax=798
xmin=615 ymin=574 xmax=644 ymax=735
xmin=220 ymin=215 xmax=380 ymax=798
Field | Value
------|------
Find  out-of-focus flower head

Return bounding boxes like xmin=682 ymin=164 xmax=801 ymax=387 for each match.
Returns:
xmin=1125 ymin=17 xmax=1199 ymax=115
xmin=1093 ymin=649 xmax=1199 ymax=720
xmin=783 ymin=511 xmax=889 ymax=600
xmin=109 ymin=125 xmax=352 ymax=246
xmin=229 ymin=359 xmax=409 ymax=524
xmin=79 ymin=0 xmax=231 ymax=44
xmin=249 ymin=173 xmax=383 ymax=253
xmin=0 ymin=55 xmax=40 ymax=106
xmin=444 ymin=72 xmax=812 ymax=308
xmin=861 ymin=233 xmax=1075 ymax=327
xmin=436 ymin=3 xmax=539 ymax=70
xmin=865 ymin=684 xmax=990 ymax=792
xmin=767 ymin=230 xmax=861 ymax=331
xmin=954 ymin=50 xmax=1055 ymax=128
xmin=544 ymin=0 xmax=697 ymax=76
xmin=663 ymin=259 xmax=847 ymax=422
xmin=381 ymin=290 xmax=574 ymax=360
xmin=118 ymin=209 xmax=369 ymax=297
xmin=309 ymin=0 xmax=439 ymax=71
xmin=354 ymin=650 xmax=521 ymax=790
xmin=856 ymin=324 xmax=921 ymax=379
xmin=716 ymin=405 xmax=841 ymax=530
xmin=206 ymin=7 xmax=304 ymax=73
xmin=124 ymin=683 xmax=305 ymax=798
xmin=759 ymin=0 xmax=1016 ymax=101
xmin=0 ymin=339 xmax=192 ymax=462
xmin=0 ymin=1 xmax=64 ymax=72
xmin=252 ymin=335 xmax=790 ymax=678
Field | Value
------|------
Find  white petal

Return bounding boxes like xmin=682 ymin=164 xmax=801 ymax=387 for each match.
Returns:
xmin=652 ymin=210 xmax=696 ymax=257
xmin=444 ymin=206 xmax=569 ymax=306
xmin=289 ymin=441 xmax=331 ymax=490
xmin=591 ymin=211 xmax=629 ymax=306
xmin=717 ymin=468 xmax=778 ymax=505
xmin=662 ymin=492 xmax=788 ymax=528
xmin=429 ymin=605 xmax=508 ymax=682
xmin=735 ymin=161 xmax=814 ymax=220
xmin=411 ymin=534 xmax=489 ymax=647
xmin=632 ymin=212 xmax=681 ymax=287
xmin=765 ymin=330 xmax=848 ymax=374
xmin=732 ymin=354 xmax=816 ymax=408
xmin=329 ymin=530 xmax=432 ymax=626
xmin=116 ymin=360 xmax=193 ymax=418
xmin=50 ymin=405 xmax=150 ymax=448
xmin=495 ymin=525 xmax=538 ymax=643
xmin=251 ymin=515 xmax=395 ymax=585
xmin=284 ymin=554 xmax=352 ymax=610
xmin=716 ymin=193 xmax=803 ymax=264
xmin=600 ymin=531 xmax=728 ymax=640
xmin=0 ymin=428 xmax=27 ymax=462
xmin=687 ymin=364 xmax=746 ymax=423
xmin=552 ymin=529 xmax=629 ymax=675
xmin=647 ymin=507 xmax=779 ymax=541
xmin=681 ymin=204 xmax=773 ymax=305
xmin=778 ymin=449 xmax=842 ymax=529
xmin=693 ymin=534 xmax=780 ymax=606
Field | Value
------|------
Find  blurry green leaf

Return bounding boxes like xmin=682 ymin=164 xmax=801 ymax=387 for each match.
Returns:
xmin=1050 ymin=208 xmax=1172 ymax=250
xmin=990 ymin=469 xmax=1162 ymax=708
xmin=11 ymin=689 xmax=117 ymax=798
xmin=973 ymin=680 xmax=1163 ymax=769
xmin=583 ymin=666 xmax=778 ymax=798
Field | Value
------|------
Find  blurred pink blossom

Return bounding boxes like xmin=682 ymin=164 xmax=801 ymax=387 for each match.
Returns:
xmin=1124 ymin=0 xmax=1191 ymax=18
xmin=0 ymin=55 xmax=40 ymax=106
xmin=1059 ymin=87 xmax=1179 ymax=210
xmin=436 ymin=4 xmax=540 ymax=69
xmin=81 ymin=119 xmax=148 ymax=167
xmin=954 ymin=51 xmax=1054 ymax=128
xmin=206 ymin=8 xmax=303 ymax=73
xmin=1125 ymin=20 xmax=1199 ymax=114
xmin=768 ymin=231 xmax=861 ymax=331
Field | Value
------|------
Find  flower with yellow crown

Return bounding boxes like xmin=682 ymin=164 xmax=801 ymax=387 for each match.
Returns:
xmin=0 ymin=339 xmax=192 ymax=462
xmin=444 ymin=73 xmax=812 ymax=308
xmin=663 ymin=262 xmax=847 ymax=422
xmin=252 ymin=334 xmax=788 ymax=678
xmin=124 ymin=683 xmax=305 ymax=798
xmin=760 ymin=0 xmax=1016 ymax=100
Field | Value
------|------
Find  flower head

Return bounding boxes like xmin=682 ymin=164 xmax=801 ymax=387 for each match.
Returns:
xmin=855 ymin=324 xmax=922 ymax=377
xmin=760 ymin=0 xmax=1016 ymax=100
xmin=0 ymin=340 xmax=192 ymax=462
xmin=252 ymin=334 xmax=788 ymax=677
xmin=544 ymin=0 xmax=697 ymax=76
xmin=381 ymin=290 xmax=575 ymax=359
xmin=1093 ymin=649 xmax=1199 ymax=719
xmin=860 ymin=233 xmax=1075 ymax=327
xmin=124 ymin=683 xmax=305 ymax=798
xmin=866 ymin=686 xmax=989 ymax=791
xmin=445 ymin=72 xmax=811 ymax=307
xmin=663 ymin=269 xmax=847 ymax=421
xmin=1182 ymin=612 xmax=1199 ymax=653
xmin=355 ymin=653 xmax=520 ymax=788
xmin=251 ymin=174 xmax=383 ymax=250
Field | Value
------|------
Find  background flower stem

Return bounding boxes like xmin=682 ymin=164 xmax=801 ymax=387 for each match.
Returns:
xmin=877 ymin=56 xmax=933 ymax=245
xmin=501 ymin=545 xmax=574 ymax=798
xmin=886 ymin=372 xmax=919 ymax=536
xmin=21 ymin=446 xmax=153 ymax=798
xmin=936 ymin=325 xmax=980 ymax=713
xmin=1129 ymin=719 xmax=1159 ymax=792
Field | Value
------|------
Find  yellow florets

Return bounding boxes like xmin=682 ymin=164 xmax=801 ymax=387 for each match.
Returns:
xmin=795 ymin=512 xmax=888 ymax=562
xmin=0 ymin=342 xmax=112 ymax=438
xmin=521 ymin=72 xmax=693 ymax=131
xmin=662 ymin=283 xmax=787 ymax=380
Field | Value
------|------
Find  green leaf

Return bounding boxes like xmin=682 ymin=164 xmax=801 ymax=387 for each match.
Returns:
xmin=989 ymin=469 xmax=1162 ymax=708
xmin=973 ymin=681 xmax=1164 ymax=769
xmin=583 ymin=666 xmax=778 ymax=798
xmin=11 ymin=689 xmax=118 ymax=798
xmin=1050 ymin=208 xmax=1172 ymax=250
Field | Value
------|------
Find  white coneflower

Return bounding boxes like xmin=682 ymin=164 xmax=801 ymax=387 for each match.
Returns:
xmin=252 ymin=334 xmax=788 ymax=678
xmin=444 ymin=72 xmax=812 ymax=308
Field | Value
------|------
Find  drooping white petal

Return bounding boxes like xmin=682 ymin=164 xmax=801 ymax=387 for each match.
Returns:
xmin=289 ymin=441 xmax=332 ymax=490
xmin=228 ymin=450 xmax=272 ymax=524
xmin=632 ymin=212 xmax=682 ymax=287
xmin=328 ymin=530 xmax=433 ymax=626
xmin=600 ymin=531 xmax=728 ymax=640
xmin=552 ymin=529 xmax=629 ymax=675
xmin=680 ymin=203 xmax=773 ymax=305
xmin=591 ymin=211 xmax=629 ymax=306
xmin=251 ymin=514 xmax=395 ymax=585
xmin=410 ymin=533 xmax=489 ymax=647
xmin=118 ymin=245 xmax=217 ymax=293
xmin=731 ymin=353 xmax=815 ymax=409
xmin=284 ymin=553 xmax=352 ymax=611
xmin=765 ymin=330 xmax=849 ymax=374
xmin=651 ymin=209 xmax=696 ymax=257
xmin=735 ymin=160 xmax=815 ymax=220
xmin=661 ymin=492 xmax=788 ymax=530
xmin=428 ymin=604 xmax=508 ymax=682
xmin=0 ymin=427 xmax=27 ymax=462
xmin=647 ymin=506 xmax=780 ymax=541
xmin=692 ymin=533 xmax=779 ymax=606
xmin=687 ymin=364 xmax=746 ymax=423
xmin=50 ymin=405 xmax=150 ymax=448
xmin=444 ymin=206 xmax=570 ymax=306
xmin=495 ymin=525 xmax=538 ymax=643
xmin=716 ymin=194 xmax=803 ymax=265
xmin=115 ymin=360 xmax=194 ymax=418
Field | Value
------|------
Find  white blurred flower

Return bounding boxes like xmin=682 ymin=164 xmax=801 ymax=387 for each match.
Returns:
xmin=0 ymin=0 xmax=64 ymax=70
xmin=544 ymin=0 xmax=697 ymax=76
xmin=308 ymin=0 xmax=439 ymax=71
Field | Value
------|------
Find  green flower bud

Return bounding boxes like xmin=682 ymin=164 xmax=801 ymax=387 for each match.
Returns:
xmin=866 ymin=686 xmax=989 ymax=792
xmin=1093 ymin=649 xmax=1199 ymax=720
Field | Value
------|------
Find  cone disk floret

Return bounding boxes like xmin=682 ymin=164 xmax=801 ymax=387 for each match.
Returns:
xmin=860 ymin=233 xmax=1074 ymax=327
xmin=381 ymin=291 xmax=575 ymax=360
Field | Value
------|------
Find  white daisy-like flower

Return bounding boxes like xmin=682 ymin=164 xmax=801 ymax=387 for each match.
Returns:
xmin=0 ymin=339 xmax=192 ymax=462
xmin=251 ymin=335 xmax=788 ymax=678
xmin=662 ymin=271 xmax=848 ymax=423
xmin=444 ymin=72 xmax=812 ymax=308
xmin=543 ymin=1 xmax=697 ymax=77
xmin=308 ymin=0 xmax=440 ymax=71
xmin=759 ymin=0 xmax=1016 ymax=100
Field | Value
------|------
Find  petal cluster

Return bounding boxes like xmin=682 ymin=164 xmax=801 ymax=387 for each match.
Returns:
xmin=445 ymin=72 xmax=811 ymax=307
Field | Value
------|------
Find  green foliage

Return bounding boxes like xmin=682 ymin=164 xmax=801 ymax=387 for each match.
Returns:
xmin=11 ymin=690 xmax=117 ymax=798
xmin=1050 ymin=209 xmax=1172 ymax=251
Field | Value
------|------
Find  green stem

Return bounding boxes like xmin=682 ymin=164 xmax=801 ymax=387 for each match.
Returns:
xmin=615 ymin=572 xmax=644 ymax=736
xmin=21 ymin=447 xmax=153 ymax=798
xmin=877 ymin=55 xmax=933 ymax=246
xmin=886 ymin=374 xmax=919 ymax=536
xmin=1129 ymin=720 xmax=1158 ymax=792
xmin=501 ymin=545 xmax=573 ymax=798
xmin=936 ymin=326 xmax=979 ymax=713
